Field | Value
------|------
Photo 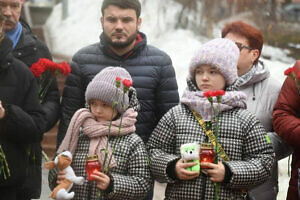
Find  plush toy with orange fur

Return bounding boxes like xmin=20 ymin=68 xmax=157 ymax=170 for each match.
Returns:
xmin=45 ymin=151 xmax=85 ymax=200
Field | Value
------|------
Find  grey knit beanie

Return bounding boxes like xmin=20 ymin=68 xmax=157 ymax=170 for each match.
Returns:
xmin=189 ymin=38 xmax=239 ymax=86
xmin=85 ymin=67 xmax=132 ymax=114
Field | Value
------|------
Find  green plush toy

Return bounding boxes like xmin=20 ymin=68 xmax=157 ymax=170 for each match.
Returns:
xmin=180 ymin=143 xmax=200 ymax=172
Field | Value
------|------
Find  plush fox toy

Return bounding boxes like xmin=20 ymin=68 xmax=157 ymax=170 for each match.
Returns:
xmin=180 ymin=143 xmax=200 ymax=172
xmin=45 ymin=151 xmax=85 ymax=200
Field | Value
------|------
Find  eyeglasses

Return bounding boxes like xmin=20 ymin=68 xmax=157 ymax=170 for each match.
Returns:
xmin=235 ymin=42 xmax=253 ymax=52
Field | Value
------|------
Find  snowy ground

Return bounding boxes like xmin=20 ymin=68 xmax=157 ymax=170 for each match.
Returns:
xmin=42 ymin=0 xmax=296 ymax=199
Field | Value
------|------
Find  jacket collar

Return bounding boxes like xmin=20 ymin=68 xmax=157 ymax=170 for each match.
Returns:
xmin=99 ymin=31 xmax=147 ymax=60
xmin=14 ymin=20 xmax=36 ymax=50
xmin=235 ymin=60 xmax=270 ymax=88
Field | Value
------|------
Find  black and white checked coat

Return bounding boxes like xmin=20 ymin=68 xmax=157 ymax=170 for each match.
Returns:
xmin=147 ymin=103 xmax=275 ymax=200
xmin=49 ymin=131 xmax=151 ymax=200
xmin=49 ymin=88 xmax=151 ymax=200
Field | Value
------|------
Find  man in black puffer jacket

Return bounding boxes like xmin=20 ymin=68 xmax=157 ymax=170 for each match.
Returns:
xmin=1 ymin=0 xmax=60 ymax=198
xmin=0 ymin=13 xmax=45 ymax=199
xmin=57 ymin=0 xmax=179 ymax=147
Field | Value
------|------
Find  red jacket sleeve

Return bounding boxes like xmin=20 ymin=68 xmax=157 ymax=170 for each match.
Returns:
xmin=273 ymin=61 xmax=300 ymax=148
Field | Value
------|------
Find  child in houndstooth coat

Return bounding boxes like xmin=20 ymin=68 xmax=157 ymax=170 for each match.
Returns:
xmin=48 ymin=67 xmax=151 ymax=200
xmin=147 ymin=38 xmax=275 ymax=200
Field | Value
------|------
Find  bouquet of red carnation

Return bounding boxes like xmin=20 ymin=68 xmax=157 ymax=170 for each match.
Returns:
xmin=30 ymin=58 xmax=71 ymax=103
xmin=203 ymin=90 xmax=226 ymax=200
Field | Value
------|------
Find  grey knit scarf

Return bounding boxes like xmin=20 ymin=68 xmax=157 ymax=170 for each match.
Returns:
xmin=181 ymin=89 xmax=247 ymax=121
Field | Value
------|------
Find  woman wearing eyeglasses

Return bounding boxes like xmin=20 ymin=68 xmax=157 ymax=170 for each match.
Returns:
xmin=222 ymin=21 xmax=292 ymax=200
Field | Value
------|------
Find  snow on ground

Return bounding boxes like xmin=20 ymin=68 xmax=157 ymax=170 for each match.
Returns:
xmin=44 ymin=1 xmax=296 ymax=199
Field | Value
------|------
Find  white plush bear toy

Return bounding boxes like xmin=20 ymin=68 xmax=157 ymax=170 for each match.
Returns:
xmin=45 ymin=151 xmax=85 ymax=200
xmin=180 ymin=143 xmax=200 ymax=172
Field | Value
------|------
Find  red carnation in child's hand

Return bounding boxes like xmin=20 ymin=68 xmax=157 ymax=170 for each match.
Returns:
xmin=214 ymin=90 xmax=225 ymax=96
xmin=122 ymin=79 xmax=132 ymax=88
xmin=203 ymin=90 xmax=225 ymax=97
xmin=284 ymin=67 xmax=295 ymax=76
xmin=203 ymin=91 xmax=214 ymax=98
xmin=115 ymin=77 xmax=121 ymax=88
xmin=122 ymin=79 xmax=132 ymax=93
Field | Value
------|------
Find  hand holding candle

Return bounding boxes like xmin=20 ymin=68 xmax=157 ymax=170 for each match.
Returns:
xmin=86 ymin=155 xmax=102 ymax=181
xmin=200 ymin=143 xmax=215 ymax=169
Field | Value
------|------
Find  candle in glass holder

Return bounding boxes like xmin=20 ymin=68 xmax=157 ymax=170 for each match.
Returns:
xmin=85 ymin=154 xmax=101 ymax=181
xmin=199 ymin=143 xmax=215 ymax=168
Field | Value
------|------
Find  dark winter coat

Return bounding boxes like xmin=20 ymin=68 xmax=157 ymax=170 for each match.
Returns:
xmin=10 ymin=20 xmax=60 ymax=199
xmin=147 ymin=81 xmax=275 ymax=200
xmin=0 ymin=37 xmax=45 ymax=192
xmin=273 ymin=60 xmax=300 ymax=200
xmin=57 ymin=32 xmax=179 ymax=147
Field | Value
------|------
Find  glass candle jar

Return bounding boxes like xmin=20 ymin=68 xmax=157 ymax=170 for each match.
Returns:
xmin=85 ymin=154 xmax=101 ymax=181
xmin=199 ymin=143 xmax=215 ymax=169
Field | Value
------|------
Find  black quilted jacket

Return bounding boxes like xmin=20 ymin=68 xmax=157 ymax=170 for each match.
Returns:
xmin=57 ymin=32 xmax=179 ymax=147
xmin=9 ymin=20 xmax=60 ymax=199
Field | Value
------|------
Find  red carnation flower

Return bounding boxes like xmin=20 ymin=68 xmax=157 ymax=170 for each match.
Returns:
xmin=122 ymin=79 xmax=132 ymax=93
xmin=115 ymin=77 xmax=121 ymax=88
xmin=30 ymin=58 xmax=72 ymax=103
xmin=284 ymin=67 xmax=295 ymax=76
xmin=203 ymin=91 xmax=214 ymax=98
xmin=214 ymin=90 xmax=225 ymax=96
xmin=30 ymin=62 xmax=45 ymax=78
xmin=59 ymin=62 xmax=71 ymax=76
xmin=122 ymin=79 xmax=132 ymax=88
xmin=203 ymin=90 xmax=225 ymax=98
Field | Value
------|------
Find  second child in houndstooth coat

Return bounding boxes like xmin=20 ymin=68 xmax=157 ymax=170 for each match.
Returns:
xmin=48 ymin=67 xmax=151 ymax=200
xmin=147 ymin=38 xmax=275 ymax=200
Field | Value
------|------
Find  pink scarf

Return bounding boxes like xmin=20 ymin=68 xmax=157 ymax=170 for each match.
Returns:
xmin=58 ymin=108 xmax=137 ymax=169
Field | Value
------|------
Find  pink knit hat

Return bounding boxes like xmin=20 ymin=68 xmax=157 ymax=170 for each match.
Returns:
xmin=85 ymin=67 xmax=132 ymax=114
xmin=189 ymin=38 xmax=239 ymax=86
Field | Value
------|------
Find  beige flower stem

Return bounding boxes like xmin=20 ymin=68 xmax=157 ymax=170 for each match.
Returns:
xmin=102 ymin=89 xmax=120 ymax=173
xmin=39 ymin=75 xmax=54 ymax=104
xmin=0 ymin=145 xmax=10 ymax=179
xmin=106 ymin=91 xmax=127 ymax=172
xmin=42 ymin=150 xmax=50 ymax=162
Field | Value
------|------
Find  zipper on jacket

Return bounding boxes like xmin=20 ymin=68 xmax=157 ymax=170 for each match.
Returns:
xmin=252 ymin=83 xmax=256 ymax=101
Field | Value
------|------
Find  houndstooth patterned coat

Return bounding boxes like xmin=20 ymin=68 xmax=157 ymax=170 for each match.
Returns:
xmin=147 ymin=103 xmax=275 ymax=200
xmin=48 ymin=131 xmax=152 ymax=200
